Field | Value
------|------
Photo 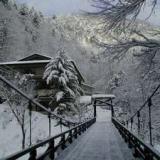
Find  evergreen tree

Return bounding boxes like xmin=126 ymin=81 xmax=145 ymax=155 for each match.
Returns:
xmin=19 ymin=4 xmax=29 ymax=16
xmin=32 ymin=12 xmax=41 ymax=28
xmin=0 ymin=0 xmax=9 ymax=5
xmin=43 ymin=51 xmax=83 ymax=115
xmin=29 ymin=7 xmax=35 ymax=17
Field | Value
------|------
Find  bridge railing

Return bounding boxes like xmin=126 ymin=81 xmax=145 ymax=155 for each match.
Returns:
xmin=124 ymin=84 xmax=160 ymax=146
xmin=112 ymin=83 xmax=160 ymax=159
xmin=0 ymin=74 xmax=96 ymax=159
xmin=112 ymin=117 xmax=160 ymax=160
xmin=0 ymin=75 xmax=79 ymax=149
xmin=1 ymin=117 xmax=96 ymax=160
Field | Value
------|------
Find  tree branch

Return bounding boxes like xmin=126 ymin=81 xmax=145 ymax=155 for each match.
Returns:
xmin=89 ymin=0 xmax=157 ymax=31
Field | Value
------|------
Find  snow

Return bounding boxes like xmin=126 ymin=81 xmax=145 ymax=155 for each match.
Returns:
xmin=59 ymin=76 xmax=67 ymax=86
xmin=0 ymin=102 xmax=67 ymax=159
xmin=96 ymin=106 xmax=111 ymax=122
xmin=92 ymin=94 xmax=115 ymax=99
xmin=155 ymin=144 xmax=160 ymax=153
xmin=56 ymin=91 xmax=64 ymax=102
xmin=79 ymin=96 xmax=91 ymax=104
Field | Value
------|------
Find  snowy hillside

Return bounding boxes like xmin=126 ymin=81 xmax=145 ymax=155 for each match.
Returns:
xmin=0 ymin=102 xmax=67 ymax=158
xmin=1 ymin=1 xmax=158 ymax=91
xmin=0 ymin=2 xmax=101 ymax=86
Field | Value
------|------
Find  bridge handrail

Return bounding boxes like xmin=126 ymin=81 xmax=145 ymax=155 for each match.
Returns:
xmin=1 ymin=117 xmax=96 ymax=160
xmin=112 ymin=117 xmax=160 ymax=160
xmin=126 ymin=84 xmax=160 ymax=122
xmin=124 ymin=83 xmax=160 ymax=145
xmin=0 ymin=75 xmax=77 ymax=125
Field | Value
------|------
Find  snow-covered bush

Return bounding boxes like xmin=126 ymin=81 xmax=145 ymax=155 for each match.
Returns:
xmin=43 ymin=51 xmax=83 ymax=116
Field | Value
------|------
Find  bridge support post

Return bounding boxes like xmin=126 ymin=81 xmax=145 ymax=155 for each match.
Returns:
xmin=128 ymin=136 xmax=132 ymax=148
xmin=94 ymin=100 xmax=96 ymax=118
xmin=61 ymin=135 xmax=66 ymax=150
xmin=137 ymin=111 xmax=140 ymax=135
xmin=49 ymin=140 xmax=55 ymax=159
xmin=29 ymin=149 xmax=37 ymax=160
xmin=60 ymin=118 xmax=63 ymax=133
xmin=48 ymin=110 xmax=51 ymax=137
xmin=110 ymin=99 xmax=114 ymax=117
xmin=148 ymin=98 xmax=153 ymax=146
xmin=131 ymin=118 xmax=133 ymax=131
xmin=78 ymin=126 xmax=81 ymax=135
xmin=69 ymin=131 xmax=72 ymax=143
xmin=74 ymin=128 xmax=78 ymax=139
xmin=144 ymin=148 xmax=152 ymax=160
xmin=29 ymin=101 xmax=32 ymax=146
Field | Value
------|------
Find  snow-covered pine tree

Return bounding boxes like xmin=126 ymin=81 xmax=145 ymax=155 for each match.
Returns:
xmin=43 ymin=50 xmax=83 ymax=116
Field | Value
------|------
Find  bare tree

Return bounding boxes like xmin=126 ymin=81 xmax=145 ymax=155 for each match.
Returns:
xmin=2 ymin=73 xmax=35 ymax=149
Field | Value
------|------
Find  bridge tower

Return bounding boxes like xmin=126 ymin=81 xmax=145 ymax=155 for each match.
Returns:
xmin=91 ymin=94 xmax=115 ymax=118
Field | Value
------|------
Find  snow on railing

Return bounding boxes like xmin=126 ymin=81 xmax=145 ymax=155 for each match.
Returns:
xmin=1 ymin=117 xmax=96 ymax=160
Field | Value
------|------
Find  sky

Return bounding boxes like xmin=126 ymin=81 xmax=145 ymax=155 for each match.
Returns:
xmin=16 ymin=0 xmax=94 ymax=15
xmin=16 ymin=0 xmax=160 ymax=26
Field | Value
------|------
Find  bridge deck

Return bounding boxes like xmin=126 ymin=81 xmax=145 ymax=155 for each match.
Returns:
xmin=56 ymin=108 xmax=135 ymax=160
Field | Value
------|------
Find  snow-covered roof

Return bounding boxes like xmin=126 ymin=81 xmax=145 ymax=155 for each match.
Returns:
xmin=92 ymin=94 xmax=115 ymax=99
xmin=18 ymin=54 xmax=52 ymax=61
xmin=0 ymin=60 xmax=50 ymax=65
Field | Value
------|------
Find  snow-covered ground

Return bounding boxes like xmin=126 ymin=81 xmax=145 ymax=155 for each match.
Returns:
xmin=0 ymin=102 xmax=67 ymax=159
xmin=96 ymin=106 xmax=111 ymax=122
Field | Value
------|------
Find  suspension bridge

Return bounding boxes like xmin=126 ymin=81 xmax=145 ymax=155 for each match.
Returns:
xmin=0 ymin=75 xmax=160 ymax=160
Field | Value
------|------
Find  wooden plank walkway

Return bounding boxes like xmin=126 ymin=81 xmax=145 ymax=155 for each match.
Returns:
xmin=56 ymin=108 xmax=135 ymax=160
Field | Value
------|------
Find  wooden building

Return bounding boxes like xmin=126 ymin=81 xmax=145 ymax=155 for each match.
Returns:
xmin=0 ymin=54 xmax=94 ymax=106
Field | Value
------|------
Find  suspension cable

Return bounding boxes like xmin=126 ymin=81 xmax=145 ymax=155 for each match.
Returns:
xmin=126 ymin=84 xmax=160 ymax=122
